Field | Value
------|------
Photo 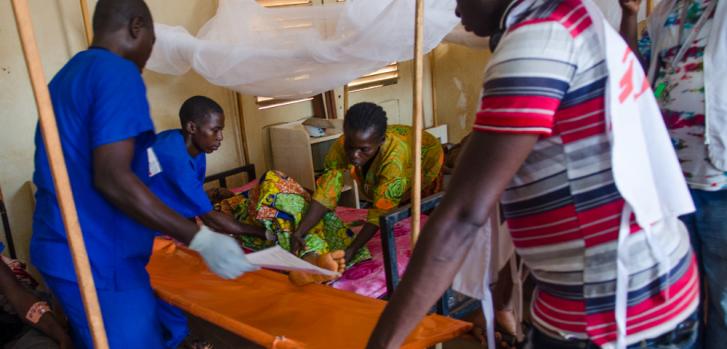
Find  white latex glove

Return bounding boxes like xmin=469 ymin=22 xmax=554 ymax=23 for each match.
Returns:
xmin=189 ymin=225 xmax=259 ymax=279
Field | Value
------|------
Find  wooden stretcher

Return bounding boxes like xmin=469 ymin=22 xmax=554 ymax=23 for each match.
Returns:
xmin=147 ymin=238 xmax=472 ymax=349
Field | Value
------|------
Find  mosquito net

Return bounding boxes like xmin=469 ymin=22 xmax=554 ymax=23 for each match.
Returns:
xmin=146 ymin=0 xmax=652 ymax=99
xmin=147 ymin=0 xmax=459 ymax=99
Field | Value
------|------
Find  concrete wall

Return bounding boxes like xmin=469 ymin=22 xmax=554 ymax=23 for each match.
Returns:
xmin=1 ymin=0 xmax=87 ymax=263
xmin=432 ymin=43 xmax=492 ymax=144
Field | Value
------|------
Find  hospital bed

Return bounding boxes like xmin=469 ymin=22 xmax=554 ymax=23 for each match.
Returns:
xmin=144 ymin=165 xmax=472 ymax=348
xmin=200 ymin=164 xmax=481 ymax=318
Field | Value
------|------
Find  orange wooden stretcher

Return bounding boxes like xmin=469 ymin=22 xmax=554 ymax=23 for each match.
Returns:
xmin=147 ymin=238 xmax=472 ymax=349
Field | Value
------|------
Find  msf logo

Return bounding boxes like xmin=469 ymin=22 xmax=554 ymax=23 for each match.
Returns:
xmin=618 ymin=47 xmax=651 ymax=104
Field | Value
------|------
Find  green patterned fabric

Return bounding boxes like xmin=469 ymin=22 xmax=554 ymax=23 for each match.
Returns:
xmin=219 ymin=170 xmax=371 ymax=266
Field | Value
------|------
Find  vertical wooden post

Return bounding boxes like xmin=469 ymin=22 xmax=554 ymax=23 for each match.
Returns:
xmin=323 ymin=90 xmax=339 ymax=119
xmin=343 ymin=84 xmax=350 ymax=113
xmin=0 ymin=188 xmax=18 ymax=259
xmin=411 ymin=0 xmax=424 ymax=246
xmin=429 ymin=52 xmax=439 ymax=127
xmin=80 ymin=0 xmax=93 ymax=46
xmin=234 ymin=93 xmax=251 ymax=165
xmin=646 ymin=0 xmax=654 ymax=16
xmin=11 ymin=1 xmax=109 ymax=348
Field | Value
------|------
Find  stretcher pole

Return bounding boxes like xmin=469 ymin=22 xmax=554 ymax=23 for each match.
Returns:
xmin=411 ymin=0 xmax=425 ymax=246
xmin=11 ymin=1 xmax=109 ymax=348
xmin=80 ymin=0 xmax=93 ymax=46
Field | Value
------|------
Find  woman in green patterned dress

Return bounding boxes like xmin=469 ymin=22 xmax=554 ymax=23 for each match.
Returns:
xmin=291 ymin=102 xmax=444 ymax=264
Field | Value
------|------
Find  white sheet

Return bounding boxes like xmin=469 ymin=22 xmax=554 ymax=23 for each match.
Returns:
xmin=246 ymin=245 xmax=340 ymax=276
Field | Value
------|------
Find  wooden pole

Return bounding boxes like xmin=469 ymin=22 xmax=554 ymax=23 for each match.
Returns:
xmin=429 ymin=52 xmax=439 ymax=127
xmin=646 ymin=0 xmax=654 ymax=16
xmin=343 ymin=84 xmax=350 ymax=113
xmin=411 ymin=0 xmax=424 ymax=246
xmin=11 ymin=1 xmax=109 ymax=348
xmin=235 ymin=93 xmax=251 ymax=165
xmin=80 ymin=0 xmax=93 ymax=46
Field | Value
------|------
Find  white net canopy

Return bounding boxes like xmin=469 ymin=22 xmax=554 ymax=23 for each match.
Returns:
xmin=147 ymin=0 xmax=459 ymax=99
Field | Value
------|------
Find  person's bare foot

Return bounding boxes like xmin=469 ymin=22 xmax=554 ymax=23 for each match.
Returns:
xmin=318 ymin=250 xmax=346 ymax=274
xmin=496 ymin=309 xmax=518 ymax=337
xmin=288 ymin=251 xmax=345 ymax=286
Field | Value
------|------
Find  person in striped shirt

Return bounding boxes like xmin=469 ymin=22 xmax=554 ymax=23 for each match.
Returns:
xmin=366 ymin=0 xmax=700 ymax=348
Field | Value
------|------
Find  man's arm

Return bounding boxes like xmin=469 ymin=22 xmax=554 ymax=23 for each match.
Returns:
xmin=93 ymin=139 xmax=199 ymax=244
xmin=0 ymin=263 xmax=72 ymax=348
xmin=366 ymin=132 xmax=538 ymax=349
xmin=200 ymin=211 xmax=266 ymax=238
xmin=619 ymin=0 xmax=644 ymax=62
xmin=95 ymin=139 xmax=257 ymax=279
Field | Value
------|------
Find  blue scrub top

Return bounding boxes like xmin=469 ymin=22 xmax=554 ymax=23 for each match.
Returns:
xmin=31 ymin=48 xmax=156 ymax=291
xmin=149 ymin=129 xmax=212 ymax=219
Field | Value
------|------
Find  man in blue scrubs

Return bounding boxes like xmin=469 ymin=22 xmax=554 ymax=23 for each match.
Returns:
xmin=150 ymin=96 xmax=267 ymax=238
xmin=30 ymin=1 xmax=256 ymax=348
xmin=149 ymin=96 xmax=267 ymax=347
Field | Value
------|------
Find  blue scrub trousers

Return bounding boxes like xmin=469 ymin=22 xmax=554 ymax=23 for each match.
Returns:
xmin=43 ymin=274 xmax=166 ymax=349
xmin=156 ymin=297 xmax=189 ymax=348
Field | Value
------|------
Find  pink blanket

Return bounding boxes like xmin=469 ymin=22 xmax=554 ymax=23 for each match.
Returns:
xmin=331 ymin=207 xmax=427 ymax=299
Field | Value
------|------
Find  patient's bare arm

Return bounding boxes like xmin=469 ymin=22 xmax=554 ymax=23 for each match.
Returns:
xmin=200 ymin=211 xmax=266 ymax=238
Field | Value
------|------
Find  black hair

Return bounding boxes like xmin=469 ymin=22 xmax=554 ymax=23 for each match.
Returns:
xmin=92 ymin=0 xmax=152 ymax=36
xmin=344 ymin=102 xmax=388 ymax=140
xmin=179 ymin=96 xmax=224 ymax=127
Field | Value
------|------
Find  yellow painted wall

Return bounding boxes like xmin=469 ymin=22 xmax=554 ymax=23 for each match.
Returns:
xmin=432 ymin=43 xmax=492 ymax=144
xmin=0 ymin=0 xmax=86 ymax=263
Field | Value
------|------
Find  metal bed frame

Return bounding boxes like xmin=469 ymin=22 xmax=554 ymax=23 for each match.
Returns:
xmin=204 ymin=164 xmax=257 ymax=188
xmin=379 ymin=192 xmax=480 ymax=318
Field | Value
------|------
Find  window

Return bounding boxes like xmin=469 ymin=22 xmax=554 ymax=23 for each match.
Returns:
xmin=254 ymin=0 xmax=398 ymax=109
xmin=256 ymin=0 xmax=312 ymax=7
xmin=347 ymin=62 xmax=399 ymax=93
xmin=255 ymin=96 xmax=315 ymax=110
xmin=253 ymin=0 xmax=315 ymax=109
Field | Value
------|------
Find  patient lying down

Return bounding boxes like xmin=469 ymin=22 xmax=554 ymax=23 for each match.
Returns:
xmin=210 ymin=170 xmax=371 ymax=286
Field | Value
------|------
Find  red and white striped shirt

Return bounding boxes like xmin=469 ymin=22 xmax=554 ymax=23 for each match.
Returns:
xmin=475 ymin=0 xmax=699 ymax=346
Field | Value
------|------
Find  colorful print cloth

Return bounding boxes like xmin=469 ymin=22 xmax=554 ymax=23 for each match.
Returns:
xmin=218 ymin=170 xmax=371 ymax=266
xmin=641 ymin=0 xmax=727 ymax=190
